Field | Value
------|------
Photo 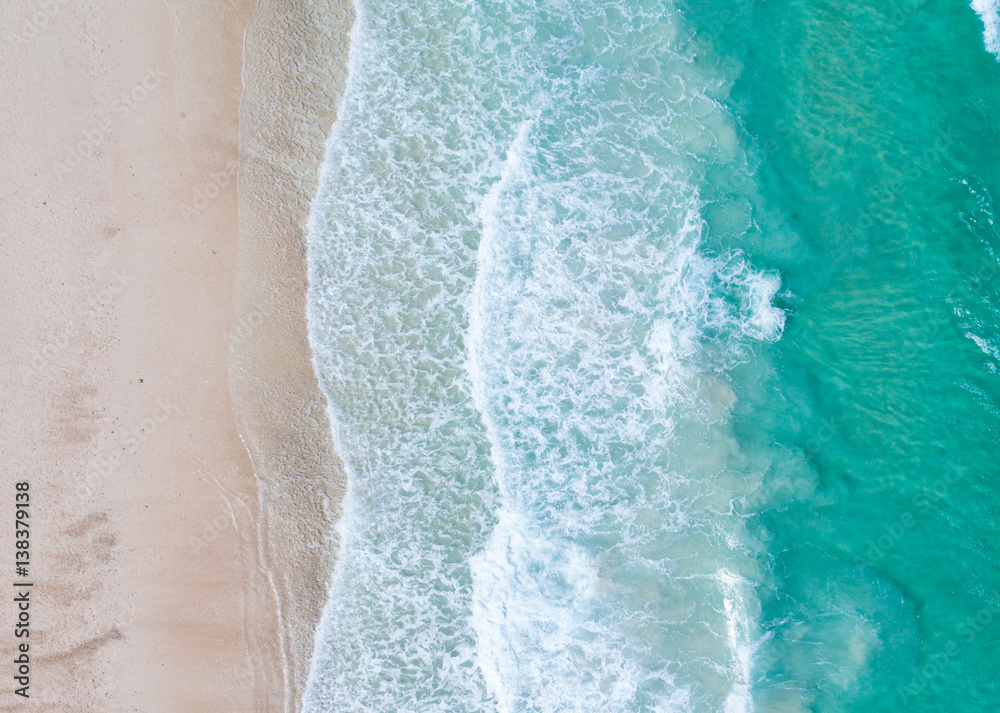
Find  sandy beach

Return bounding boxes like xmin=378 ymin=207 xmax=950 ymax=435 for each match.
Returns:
xmin=0 ymin=1 xmax=349 ymax=711
xmin=233 ymin=0 xmax=352 ymax=708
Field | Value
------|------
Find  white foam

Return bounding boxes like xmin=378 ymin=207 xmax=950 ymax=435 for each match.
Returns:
xmin=972 ymin=0 xmax=1000 ymax=58
xmin=463 ymin=56 xmax=783 ymax=708
xmin=716 ymin=569 xmax=765 ymax=713
xmin=301 ymin=0 xmax=788 ymax=708
xmin=471 ymin=511 xmax=631 ymax=713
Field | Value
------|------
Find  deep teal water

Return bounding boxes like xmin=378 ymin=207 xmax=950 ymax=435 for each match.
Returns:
xmin=688 ymin=0 xmax=1000 ymax=708
xmin=302 ymin=0 xmax=1000 ymax=710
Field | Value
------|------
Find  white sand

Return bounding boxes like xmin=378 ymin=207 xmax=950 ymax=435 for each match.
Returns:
xmin=0 ymin=1 xmax=351 ymax=710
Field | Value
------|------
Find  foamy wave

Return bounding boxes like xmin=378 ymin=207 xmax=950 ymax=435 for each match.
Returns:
xmin=972 ymin=0 xmax=1000 ymax=57
xmin=304 ymin=0 xmax=785 ymax=709
xmin=470 ymin=512 xmax=645 ymax=713
xmin=464 ymin=36 xmax=782 ymax=705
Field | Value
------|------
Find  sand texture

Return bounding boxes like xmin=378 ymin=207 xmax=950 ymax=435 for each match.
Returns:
xmin=232 ymin=0 xmax=353 ymax=710
xmin=0 ymin=0 xmax=350 ymax=710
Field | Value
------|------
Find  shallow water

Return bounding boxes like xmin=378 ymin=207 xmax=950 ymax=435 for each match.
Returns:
xmin=303 ymin=0 xmax=1000 ymax=710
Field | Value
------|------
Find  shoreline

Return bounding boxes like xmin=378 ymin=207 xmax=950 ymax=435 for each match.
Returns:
xmin=0 ymin=1 xmax=351 ymax=710
xmin=231 ymin=0 xmax=354 ymax=709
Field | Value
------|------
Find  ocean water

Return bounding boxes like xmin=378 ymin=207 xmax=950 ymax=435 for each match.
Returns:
xmin=302 ymin=0 xmax=1000 ymax=710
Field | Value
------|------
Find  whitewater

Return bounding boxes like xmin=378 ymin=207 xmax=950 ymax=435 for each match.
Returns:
xmin=300 ymin=0 xmax=790 ymax=710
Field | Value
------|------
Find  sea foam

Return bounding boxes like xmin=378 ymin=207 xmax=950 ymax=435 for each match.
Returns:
xmin=302 ymin=0 xmax=785 ymax=710
xmin=972 ymin=0 xmax=1000 ymax=57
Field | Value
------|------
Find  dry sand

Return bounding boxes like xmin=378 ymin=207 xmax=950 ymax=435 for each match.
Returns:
xmin=0 ymin=0 xmax=350 ymax=711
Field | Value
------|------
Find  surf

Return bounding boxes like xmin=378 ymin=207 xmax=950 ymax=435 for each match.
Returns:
xmin=302 ymin=0 xmax=786 ymax=710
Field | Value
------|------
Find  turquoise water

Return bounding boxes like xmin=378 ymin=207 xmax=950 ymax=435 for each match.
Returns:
xmin=302 ymin=0 xmax=1000 ymax=710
